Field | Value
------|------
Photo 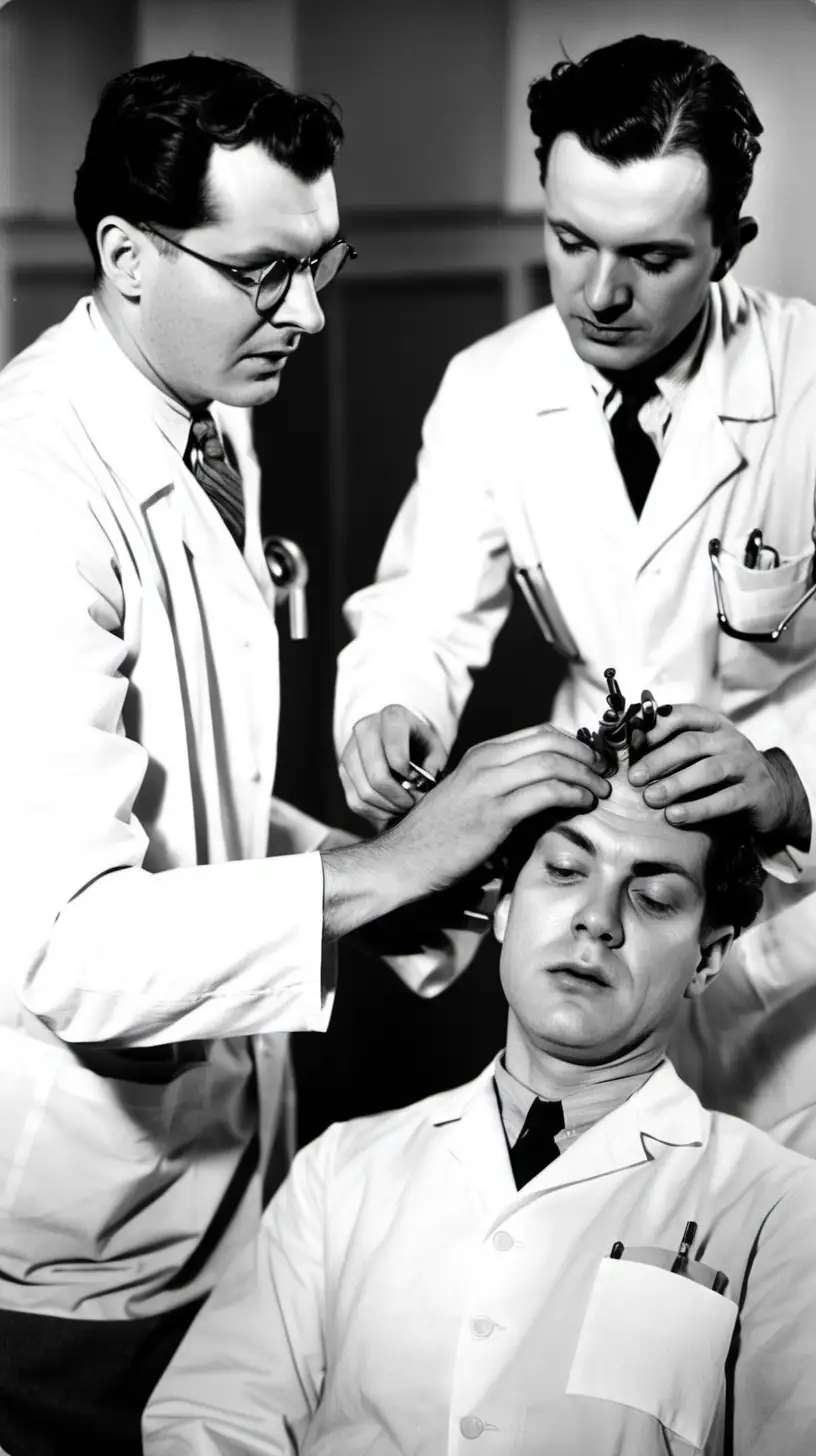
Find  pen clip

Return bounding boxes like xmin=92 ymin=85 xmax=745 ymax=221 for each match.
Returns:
xmin=743 ymin=528 xmax=763 ymax=570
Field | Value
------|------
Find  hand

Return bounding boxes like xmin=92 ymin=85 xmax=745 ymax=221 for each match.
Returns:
xmin=339 ymin=705 xmax=449 ymax=825
xmin=380 ymin=723 xmax=611 ymax=899
xmin=628 ymin=704 xmax=803 ymax=840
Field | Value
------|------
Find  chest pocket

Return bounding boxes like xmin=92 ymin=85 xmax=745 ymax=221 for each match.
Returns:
xmin=714 ymin=542 xmax=816 ymax=692
xmin=566 ymin=1256 xmax=737 ymax=1450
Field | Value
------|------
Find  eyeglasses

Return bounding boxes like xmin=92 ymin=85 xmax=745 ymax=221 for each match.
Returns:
xmin=142 ymin=225 xmax=356 ymax=315
xmin=708 ymin=537 xmax=816 ymax=643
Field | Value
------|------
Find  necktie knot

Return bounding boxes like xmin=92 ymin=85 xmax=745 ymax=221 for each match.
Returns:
xmin=184 ymin=411 xmax=245 ymax=551
xmin=510 ymin=1097 xmax=565 ymax=1189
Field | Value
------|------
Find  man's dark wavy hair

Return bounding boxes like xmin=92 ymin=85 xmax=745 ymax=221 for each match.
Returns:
xmin=502 ymin=771 xmax=765 ymax=938
xmin=75 ymin=55 xmax=343 ymax=277
xmin=527 ymin=35 xmax=763 ymax=241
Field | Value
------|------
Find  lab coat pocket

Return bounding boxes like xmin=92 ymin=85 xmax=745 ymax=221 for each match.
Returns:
xmin=566 ymin=1257 xmax=737 ymax=1449
xmin=715 ymin=545 xmax=816 ymax=690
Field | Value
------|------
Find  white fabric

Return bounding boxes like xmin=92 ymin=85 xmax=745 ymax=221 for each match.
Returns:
xmin=143 ymin=1060 xmax=816 ymax=1455
xmin=334 ymin=278 xmax=816 ymax=1153
xmin=0 ymin=299 xmax=335 ymax=1318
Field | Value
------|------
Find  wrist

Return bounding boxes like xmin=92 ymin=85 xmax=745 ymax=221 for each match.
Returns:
xmin=762 ymin=748 xmax=812 ymax=850
xmin=321 ymin=825 xmax=430 ymax=942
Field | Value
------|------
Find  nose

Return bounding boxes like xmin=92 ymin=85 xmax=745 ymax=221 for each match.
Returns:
xmin=583 ymin=253 xmax=632 ymax=321
xmin=571 ymin=883 xmax=624 ymax=949
xmin=272 ymin=266 xmax=326 ymax=335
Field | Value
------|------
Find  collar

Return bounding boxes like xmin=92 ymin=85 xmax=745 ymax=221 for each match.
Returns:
xmin=87 ymin=297 xmax=193 ymax=458
xmin=493 ymin=1050 xmax=658 ymax=1148
xmin=433 ymin=1054 xmax=707 ymax=1148
xmin=523 ymin=278 xmax=774 ymax=422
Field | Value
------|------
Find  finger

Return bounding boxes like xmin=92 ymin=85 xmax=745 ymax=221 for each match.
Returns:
xmin=629 ymin=729 xmax=723 ymax=785
xmin=345 ymin=735 xmax=410 ymax=815
xmin=379 ymin=705 xmax=416 ymax=778
xmin=494 ymin=750 xmax=612 ymax=799
xmin=641 ymin=756 xmax=734 ymax=808
xmin=502 ymin=778 xmax=598 ymax=829
xmin=633 ymin=704 xmax=723 ymax=757
xmin=354 ymin=721 xmax=418 ymax=812
xmin=474 ymin=724 xmax=603 ymax=772
xmin=338 ymin=757 xmax=394 ymax=825
xmin=663 ymin=784 xmax=749 ymax=825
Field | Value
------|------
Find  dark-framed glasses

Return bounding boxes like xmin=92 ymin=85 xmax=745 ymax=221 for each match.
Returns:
xmin=142 ymin=225 xmax=357 ymax=315
xmin=708 ymin=537 xmax=816 ymax=643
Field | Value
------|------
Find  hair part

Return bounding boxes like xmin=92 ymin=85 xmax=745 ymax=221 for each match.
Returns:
xmin=527 ymin=35 xmax=762 ymax=240
xmin=75 ymin=54 xmax=344 ymax=276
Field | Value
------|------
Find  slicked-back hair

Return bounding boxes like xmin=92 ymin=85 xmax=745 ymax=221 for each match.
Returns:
xmin=527 ymin=35 xmax=762 ymax=240
xmin=75 ymin=54 xmax=344 ymax=276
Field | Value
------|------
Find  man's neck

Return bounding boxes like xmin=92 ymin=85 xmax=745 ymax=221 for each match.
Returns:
xmin=93 ymin=289 xmax=202 ymax=412
xmin=504 ymin=1015 xmax=665 ymax=1100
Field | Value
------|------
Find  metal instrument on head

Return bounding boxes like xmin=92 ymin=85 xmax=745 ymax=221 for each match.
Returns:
xmin=263 ymin=535 xmax=309 ymax=640
xmin=577 ymin=668 xmax=660 ymax=776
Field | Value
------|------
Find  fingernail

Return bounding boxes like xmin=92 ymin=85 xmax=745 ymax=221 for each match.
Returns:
xmin=657 ymin=704 xmax=673 ymax=717
xmin=628 ymin=767 xmax=646 ymax=785
xmin=645 ymin=784 xmax=667 ymax=805
xmin=666 ymin=805 xmax=687 ymax=823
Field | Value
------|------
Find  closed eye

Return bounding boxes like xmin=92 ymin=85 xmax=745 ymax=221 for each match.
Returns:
xmin=632 ymin=890 xmax=675 ymax=916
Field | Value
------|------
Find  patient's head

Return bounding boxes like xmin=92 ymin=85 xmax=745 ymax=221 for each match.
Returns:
xmin=495 ymin=770 xmax=763 ymax=1071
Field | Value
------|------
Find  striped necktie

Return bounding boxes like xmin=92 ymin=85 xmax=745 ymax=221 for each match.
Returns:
xmin=185 ymin=410 xmax=245 ymax=551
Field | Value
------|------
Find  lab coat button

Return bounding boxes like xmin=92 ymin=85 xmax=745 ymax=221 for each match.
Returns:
xmin=492 ymin=1230 xmax=514 ymax=1251
xmin=251 ymin=768 xmax=262 ymax=783
xmin=460 ymin=1416 xmax=485 ymax=1439
xmin=471 ymin=1317 xmax=494 ymax=1339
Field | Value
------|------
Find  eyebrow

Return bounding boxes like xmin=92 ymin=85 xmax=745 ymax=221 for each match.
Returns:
xmin=547 ymin=824 xmax=702 ymax=890
xmin=222 ymin=233 xmax=341 ymax=268
xmin=548 ymin=217 xmax=692 ymax=254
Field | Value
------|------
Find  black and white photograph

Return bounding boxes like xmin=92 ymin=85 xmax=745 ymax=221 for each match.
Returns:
xmin=2 ymin=0 xmax=815 ymax=1451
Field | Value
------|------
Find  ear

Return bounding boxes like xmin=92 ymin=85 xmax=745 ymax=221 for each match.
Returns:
xmin=493 ymin=892 xmax=512 ymax=944
xmin=683 ymin=925 xmax=734 ymax=1001
xmin=96 ymin=216 xmax=148 ymax=301
xmin=710 ymin=216 xmax=758 ymax=282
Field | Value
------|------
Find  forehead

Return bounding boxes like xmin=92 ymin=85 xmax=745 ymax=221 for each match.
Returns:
xmin=203 ymin=142 xmax=339 ymax=252
xmin=544 ymin=132 xmax=712 ymax=244
xmin=535 ymin=774 xmax=710 ymax=883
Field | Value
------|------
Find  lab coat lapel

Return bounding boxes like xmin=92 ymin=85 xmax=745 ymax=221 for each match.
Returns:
xmin=436 ymin=1065 xmax=519 ymax=1220
xmin=438 ymin=1061 xmax=707 ymax=1225
xmin=519 ymin=1062 xmax=708 ymax=1202
xmin=513 ymin=312 xmax=635 ymax=569
xmin=635 ymin=280 xmax=776 ymax=574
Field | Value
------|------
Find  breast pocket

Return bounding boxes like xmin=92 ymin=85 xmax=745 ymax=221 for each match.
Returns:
xmin=715 ymin=543 xmax=816 ymax=692
xmin=566 ymin=1257 xmax=737 ymax=1450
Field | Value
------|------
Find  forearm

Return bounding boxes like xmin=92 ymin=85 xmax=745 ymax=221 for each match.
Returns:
xmin=321 ymin=826 xmax=429 ymax=941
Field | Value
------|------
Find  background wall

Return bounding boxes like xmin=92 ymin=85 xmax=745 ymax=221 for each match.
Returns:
xmin=1 ymin=0 xmax=814 ymax=1143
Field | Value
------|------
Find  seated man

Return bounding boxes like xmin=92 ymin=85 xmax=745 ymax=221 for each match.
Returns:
xmin=144 ymin=689 xmax=816 ymax=1456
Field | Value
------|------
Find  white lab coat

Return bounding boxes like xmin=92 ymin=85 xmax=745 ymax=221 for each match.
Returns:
xmin=0 ymin=300 xmax=451 ymax=1323
xmin=143 ymin=1058 xmax=816 ymax=1456
xmin=335 ymin=278 xmax=816 ymax=1151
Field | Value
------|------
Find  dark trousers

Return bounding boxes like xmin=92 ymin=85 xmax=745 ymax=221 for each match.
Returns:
xmin=0 ymin=1300 xmax=204 ymax=1455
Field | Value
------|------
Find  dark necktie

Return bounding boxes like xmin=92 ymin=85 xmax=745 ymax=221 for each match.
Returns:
xmin=185 ymin=410 xmax=245 ymax=551
xmin=610 ymin=382 xmax=660 ymax=518
xmin=509 ymin=1098 xmax=565 ymax=1189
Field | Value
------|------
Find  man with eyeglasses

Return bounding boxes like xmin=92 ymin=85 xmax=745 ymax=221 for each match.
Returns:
xmin=335 ymin=37 xmax=816 ymax=1157
xmin=1 ymin=54 xmax=596 ymax=1454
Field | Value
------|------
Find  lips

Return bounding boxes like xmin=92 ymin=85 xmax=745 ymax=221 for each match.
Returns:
xmin=548 ymin=961 xmax=612 ymax=988
xmin=576 ymin=317 xmax=634 ymax=335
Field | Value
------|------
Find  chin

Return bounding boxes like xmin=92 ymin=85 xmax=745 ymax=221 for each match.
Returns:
xmin=211 ymin=374 xmax=283 ymax=409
